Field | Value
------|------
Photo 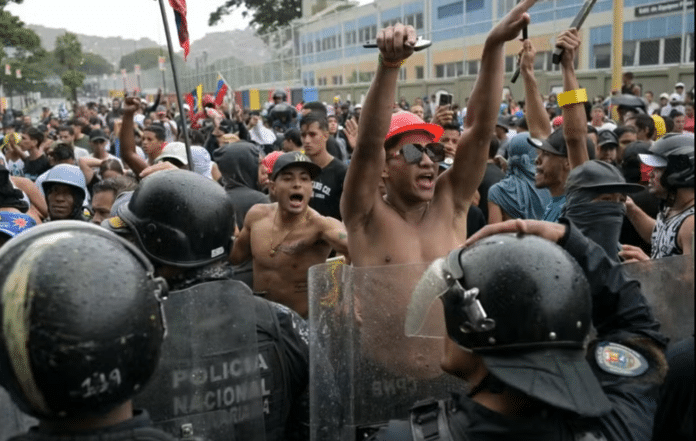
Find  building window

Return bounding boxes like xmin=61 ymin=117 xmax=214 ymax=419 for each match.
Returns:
xmin=623 ymin=41 xmax=637 ymax=67
xmin=594 ymin=43 xmax=611 ymax=68
xmin=435 ymin=61 xmax=463 ymax=78
xmin=688 ymin=33 xmax=694 ymax=62
xmin=346 ymin=30 xmax=356 ymax=45
xmin=639 ymin=40 xmax=660 ymax=66
xmin=332 ymin=75 xmax=343 ymax=85
xmin=664 ymin=37 xmax=681 ymax=64
xmin=438 ymin=1 xmax=463 ymax=19
xmin=415 ymin=66 xmax=424 ymax=79
xmin=466 ymin=60 xmax=478 ymax=75
xmin=466 ymin=0 xmax=484 ymax=12
xmin=399 ymin=68 xmax=407 ymax=81
xmin=382 ymin=18 xmax=400 ymax=28
xmin=533 ymin=51 xmax=546 ymax=71
xmin=358 ymin=25 xmax=378 ymax=43
xmin=404 ymin=12 xmax=424 ymax=30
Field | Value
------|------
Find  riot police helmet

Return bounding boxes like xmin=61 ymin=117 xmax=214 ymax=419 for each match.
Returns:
xmin=118 ymin=169 xmax=235 ymax=268
xmin=440 ymin=233 xmax=612 ymax=416
xmin=0 ymin=221 xmax=167 ymax=419
xmin=639 ymin=133 xmax=694 ymax=189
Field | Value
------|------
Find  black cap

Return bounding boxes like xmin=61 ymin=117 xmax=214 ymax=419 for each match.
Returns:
xmin=527 ymin=129 xmax=567 ymax=157
xmin=596 ymin=130 xmax=619 ymax=149
xmin=271 ymin=152 xmax=322 ymax=180
xmin=565 ymin=160 xmax=644 ymax=194
xmin=89 ymin=129 xmax=108 ymax=142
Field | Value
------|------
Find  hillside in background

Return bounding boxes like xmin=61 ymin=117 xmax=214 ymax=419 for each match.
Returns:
xmin=29 ymin=25 xmax=272 ymax=68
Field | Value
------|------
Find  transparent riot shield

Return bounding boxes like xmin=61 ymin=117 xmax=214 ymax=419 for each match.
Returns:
xmin=134 ymin=280 xmax=265 ymax=441
xmin=623 ymin=255 xmax=694 ymax=342
xmin=309 ymin=261 xmax=459 ymax=441
xmin=0 ymin=387 xmax=37 ymax=440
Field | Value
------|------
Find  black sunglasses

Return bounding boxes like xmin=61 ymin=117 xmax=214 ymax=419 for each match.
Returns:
xmin=390 ymin=143 xmax=446 ymax=164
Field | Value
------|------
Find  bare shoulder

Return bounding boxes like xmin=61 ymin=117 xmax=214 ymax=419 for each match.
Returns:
xmin=246 ymin=203 xmax=274 ymax=225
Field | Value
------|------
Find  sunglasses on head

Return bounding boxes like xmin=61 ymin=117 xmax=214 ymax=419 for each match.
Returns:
xmin=390 ymin=143 xmax=446 ymax=164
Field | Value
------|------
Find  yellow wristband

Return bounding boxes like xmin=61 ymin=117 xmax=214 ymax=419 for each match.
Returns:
xmin=378 ymin=53 xmax=405 ymax=69
xmin=557 ymin=89 xmax=588 ymax=107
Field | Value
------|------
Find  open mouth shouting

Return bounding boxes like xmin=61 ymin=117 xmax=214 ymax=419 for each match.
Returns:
xmin=416 ymin=172 xmax=435 ymax=191
xmin=288 ymin=192 xmax=306 ymax=209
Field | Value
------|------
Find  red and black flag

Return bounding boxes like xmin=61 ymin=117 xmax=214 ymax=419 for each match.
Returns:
xmin=169 ymin=0 xmax=190 ymax=60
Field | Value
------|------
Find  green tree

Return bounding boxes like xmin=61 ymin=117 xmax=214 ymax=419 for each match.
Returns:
xmin=79 ymin=52 xmax=114 ymax=76
xmin=1 ymin=1 xmax=48 ymax=102
xmin=119 ymin=47 xmax=168 ymax=71
xmin=208 ymin=0 xmax=301 ymax=34
xmin=55 ymin=32 xmax=84 ymax=103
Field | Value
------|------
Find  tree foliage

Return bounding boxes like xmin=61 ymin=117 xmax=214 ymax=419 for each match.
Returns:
xmin=1 ymin=2 xmax=48 ymax=95
xmin=79 ymin=52 xmax=113 ymax=75
xmin=54 ymin=32 xmax=83 ymax=70
xmin=208 ymin=0 xmax=301 ymax=34
xmin=119 ymin=47 xmax=180 ymax=72
xmin=55 ymin=32 xmax=84 ymax=103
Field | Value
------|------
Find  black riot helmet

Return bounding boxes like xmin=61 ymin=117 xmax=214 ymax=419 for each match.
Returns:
xmin=118 ymin=169 xmax=235 ymax=268
xmin=0 ymin=221 xmax=167 ymax=419
xmin=268 ymin=102 xmax=297 ymax=132
xmin=439 ymin=233 xmax=612 ymax=416
xmin=272 ymin=89 xmax=287 ymax=102
xmin=639 ymin=133 xmax=694 ymax=190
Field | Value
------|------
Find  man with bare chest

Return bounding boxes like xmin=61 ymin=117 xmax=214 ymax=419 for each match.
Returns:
xmin=339 ymin=3 xmax=536 ymax=377
xmin=231 ymin=152 xmax=349 ymax=318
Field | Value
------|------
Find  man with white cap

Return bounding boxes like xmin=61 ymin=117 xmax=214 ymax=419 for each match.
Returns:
xmin=674 ymin=81 xmax=686 ymax=102
xmin=660 ymin=93 xmax=685 ymax=118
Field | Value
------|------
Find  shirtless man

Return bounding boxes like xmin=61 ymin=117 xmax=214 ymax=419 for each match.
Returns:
xmin=339 ymin=1 xmax=536 ymax=377
xmin=230 ymin=151 xmax=349 ymax=318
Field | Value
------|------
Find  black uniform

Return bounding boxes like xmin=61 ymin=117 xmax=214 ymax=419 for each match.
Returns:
xmin=8 ymin=410 xmax=177 ymax=441
xmin=141 ymin=266 xmax=310 ymax=441
xmin=370 ymin=219 xmax=666 ymax=441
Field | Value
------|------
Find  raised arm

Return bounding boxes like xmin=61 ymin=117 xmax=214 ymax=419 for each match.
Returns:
xmin=120 ymin=96 xmax=148 ymax=177
xmin=556 ymin=29 xmax=588 ymax=169
xmin=319 ymin=216 xmax=350 ymax=261
xmin=519 ymin=40 xmax=551 ymax=139
xmin=340 ymin=24 xmax=416 ymax=228
xmin=445 ymin=0 xmax=536 ymax=206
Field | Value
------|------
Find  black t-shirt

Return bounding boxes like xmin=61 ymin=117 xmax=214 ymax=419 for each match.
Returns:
xmin=22 ymin=155 xmax=50 ymax=182
xmin=309 ymin=158 xmax=347 ymax=221
xmin=467 ymin=204 xmax=486 ymax=236
xmin=478 ymin=163 xmax=506 ymax=221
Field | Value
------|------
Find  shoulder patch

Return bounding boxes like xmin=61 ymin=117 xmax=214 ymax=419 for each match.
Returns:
xmin=595 ymin=342 xmax=649 ymax=377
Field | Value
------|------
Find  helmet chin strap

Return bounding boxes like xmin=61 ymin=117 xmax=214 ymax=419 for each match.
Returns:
xmin=466 ymin=373 xmax=506 ymax=398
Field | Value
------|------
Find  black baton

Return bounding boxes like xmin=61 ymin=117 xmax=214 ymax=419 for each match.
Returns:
xmin=552 ymin=0 xmax=598 ymax=64
xmin=510 ymin=25 xmax=528 ymax=84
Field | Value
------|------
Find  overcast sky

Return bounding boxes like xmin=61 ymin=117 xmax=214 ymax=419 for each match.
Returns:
xmin=6 ymin=0 xmax=251 ymax=44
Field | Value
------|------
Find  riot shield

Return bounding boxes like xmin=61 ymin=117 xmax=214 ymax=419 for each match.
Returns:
xmin=622 ymin=255 xmax=694 ymax=342
xmin=309 ymin=261 xmax=459 ymax=441
xmin=0 ymin=387 xmax=37 ymax=440
xmin=134 ymin=280 xmax=265 ymax=441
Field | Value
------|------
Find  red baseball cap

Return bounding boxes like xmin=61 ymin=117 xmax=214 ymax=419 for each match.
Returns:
xmin=386 ymin=111 xmax=444 ymax=142
xmin=262 ymin=150 xmax=283 ymax=173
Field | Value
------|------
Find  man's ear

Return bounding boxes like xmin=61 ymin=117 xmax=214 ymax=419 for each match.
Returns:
xmin=562 ymin=158 xmax=571 ymax=171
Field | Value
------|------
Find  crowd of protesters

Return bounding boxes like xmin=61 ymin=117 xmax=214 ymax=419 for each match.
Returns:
xmin=0 ymin=4 xmax=693 ymax=440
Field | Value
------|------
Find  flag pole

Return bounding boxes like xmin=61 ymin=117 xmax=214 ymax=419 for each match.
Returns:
xmin=157 ymin=0 xmax=193 ymax=170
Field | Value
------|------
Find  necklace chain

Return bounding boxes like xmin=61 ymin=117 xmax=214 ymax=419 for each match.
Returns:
xmin=269 ymin=208 xmax=307 ymax=257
